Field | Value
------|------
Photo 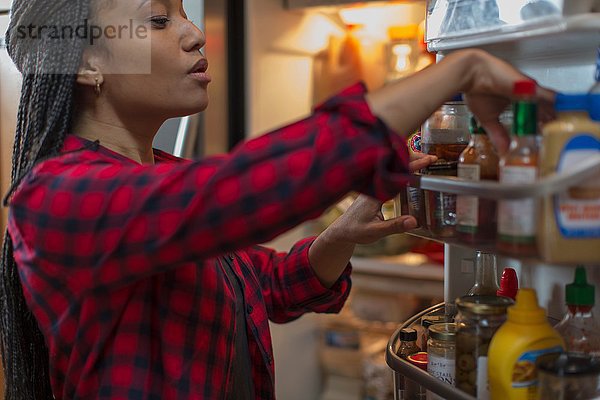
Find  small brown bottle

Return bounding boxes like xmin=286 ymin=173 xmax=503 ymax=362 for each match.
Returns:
xmin=397 ymin=328 xmax=421 ymax=399
xmin=456 ymin=118 xmax=499 ymax=243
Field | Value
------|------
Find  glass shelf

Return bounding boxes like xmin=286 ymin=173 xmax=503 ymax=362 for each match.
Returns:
xmin=427 ymin=13 xmax=600 ymax=58
xmin=406 ymin=155 xmax=600 ymax=200
xmin=396 ymin=154 xmax=600 ymax=264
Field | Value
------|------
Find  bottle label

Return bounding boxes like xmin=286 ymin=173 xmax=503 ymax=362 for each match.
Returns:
xmin=498 ymin=166 xmax=538 ymax=239
xmin=511 ymin=346 xmax=563 ymax=392
xmin=427 ymin=353 xmax=455 ymax=400
xmin=457 ymin=164 xmax=480 ymax=231
xmin=554 ymin=134 xmax=600 ymax=238
xmin=477 ymin=356 xmax=490 ymax=400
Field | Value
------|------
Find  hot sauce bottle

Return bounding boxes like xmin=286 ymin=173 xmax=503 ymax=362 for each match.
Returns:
xmin=456 ymin=117 xmax=499 ymax=243
xmin=497 ymin=81 xmax=539 ymax=256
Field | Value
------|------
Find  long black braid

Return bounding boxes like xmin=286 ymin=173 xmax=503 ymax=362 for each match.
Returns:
xmin=1 ymin=1 xmax=95 ymax=398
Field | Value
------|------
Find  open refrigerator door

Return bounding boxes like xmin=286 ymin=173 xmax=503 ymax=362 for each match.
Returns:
xmin=385 ymin=1 xmax=600 ymax=399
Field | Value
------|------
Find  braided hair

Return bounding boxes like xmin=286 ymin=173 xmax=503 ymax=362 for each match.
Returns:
xmin=1 ymin=1 xmax=97 ymax=398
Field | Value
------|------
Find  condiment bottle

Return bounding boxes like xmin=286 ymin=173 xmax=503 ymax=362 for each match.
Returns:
xmin=497 ymin=81 xmax=540 ymax=256
xmin=538 ymin=353 xmax=600 ymax=400
xmin=538 ymin=93 xmax=600 ymax=263
xmin=457 ymin=117 xmax=499 ymax=243
xmin=496 ymin=268 xmax=518 ymax=300
xmin=397 ymin=328 xmax=422 ymax=399
xmin=398 ymin=328 xmax=421 ymax=358
xmin=455 ymin=295 xmax=513 ymax=398
xmin=554 ymin=266 xmax=600 ymax=357
xmin=427 ymin=323 xmax=456 ymax=400
xmin=467 ymin=251 xmax=499 ymax=296
xmin=488 ymin=288 xmax=565 ymax=400
xmin=421 ymin=94 xmax=471 ymax=238
xmin=589 ymin=47 xmax=600 ymax=122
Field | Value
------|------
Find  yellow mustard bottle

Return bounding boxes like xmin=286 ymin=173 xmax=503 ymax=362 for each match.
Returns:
xmin=488 ymin=288 xmax=564 ymax=400
xmin=539 ymin=93 xmax=600 ymax=263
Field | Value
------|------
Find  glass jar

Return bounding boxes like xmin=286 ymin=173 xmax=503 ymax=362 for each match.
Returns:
xmin=421 ymin=96 xmax=471 ymax=162
xmin=427 ymin=323 xmax=457 ymax=400
xmin=420 ymin=315 xmax=448 ymax=352
xmin=421 ymin=96 xmax=471 ymax=237
xmin=455 ymin=295 xmax=513 ymax=397
xmin=538 ymin=353 xmax=600 ymax=400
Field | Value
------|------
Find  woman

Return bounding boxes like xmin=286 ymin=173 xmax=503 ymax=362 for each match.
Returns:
xmin=0 ymin=0 xmax=554 ymax=399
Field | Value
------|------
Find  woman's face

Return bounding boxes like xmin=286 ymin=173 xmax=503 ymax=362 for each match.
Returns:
xmin=90 ymin=0 xmax=210 ymax=119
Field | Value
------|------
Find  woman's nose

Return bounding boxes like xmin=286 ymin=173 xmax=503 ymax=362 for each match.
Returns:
xmin=182 ymin=20 xmax=206 ymax=53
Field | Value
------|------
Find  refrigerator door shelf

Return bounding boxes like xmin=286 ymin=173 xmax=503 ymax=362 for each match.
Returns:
xmin=407 ymin=154 xmax=600 ymax=200
xmin=427 ymin=13 xmax=600 ymax=57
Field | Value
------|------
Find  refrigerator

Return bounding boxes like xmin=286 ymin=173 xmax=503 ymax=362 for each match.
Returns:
xmin=241 ymin=0 xmax=600 ymax=399
xmin=2 ymin=0 xmax=600 ymax=399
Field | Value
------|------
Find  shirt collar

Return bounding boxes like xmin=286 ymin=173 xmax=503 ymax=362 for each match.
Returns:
xmin=62 ymin=134 xmax=184 ymax=164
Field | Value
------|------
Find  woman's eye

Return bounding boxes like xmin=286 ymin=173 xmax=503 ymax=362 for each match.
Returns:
xmin=150 ymin=16 xmax=170 ymax=27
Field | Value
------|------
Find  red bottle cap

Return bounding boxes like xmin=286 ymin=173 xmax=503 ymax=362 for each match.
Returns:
xmin=513 ymin=80 xmax=536 ymax=96
xmin=407 ymin=352 xmax=428 ymax=371
xmin=497 ymin=267 xmax=519 ymax=300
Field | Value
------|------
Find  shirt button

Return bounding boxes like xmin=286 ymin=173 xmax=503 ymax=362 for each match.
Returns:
xmin=246 ymin=305 xmax=253 ymax=314
xmin=228 ymin=253 xmax=235 ymax=261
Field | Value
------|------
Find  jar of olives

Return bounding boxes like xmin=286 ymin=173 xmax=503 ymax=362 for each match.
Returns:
xmin=455 ymin=295 xmax=513 ymax=397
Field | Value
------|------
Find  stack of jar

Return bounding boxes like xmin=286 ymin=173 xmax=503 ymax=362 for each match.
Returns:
xmin=397 ymin=72 xmax=600 ymax=263
xmin=396 ymin=257 xmax=600 ymax=400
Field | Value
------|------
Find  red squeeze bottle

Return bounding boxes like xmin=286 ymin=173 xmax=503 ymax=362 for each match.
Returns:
xmin=496 ymin=268 xmax=518 ymax=300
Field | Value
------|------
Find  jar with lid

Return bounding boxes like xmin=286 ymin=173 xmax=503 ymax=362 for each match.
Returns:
xmin=421 ymin=95 xmax=471 ymax=162
xmin=420 ymin=315 xmax=448 ymax=352
xmin=421 ymin=95 xmax=471 ymax=237
xmin=427 ymin=323 xmax=457 ymax=400
xmin=455 ymin=295 xmax=513 ymax=398
xmin=538 ymin=352 xmax=600 ymax=400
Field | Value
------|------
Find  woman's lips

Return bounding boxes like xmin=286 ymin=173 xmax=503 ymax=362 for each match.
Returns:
xmin=188 ymin=71 xmax=212 ymax=83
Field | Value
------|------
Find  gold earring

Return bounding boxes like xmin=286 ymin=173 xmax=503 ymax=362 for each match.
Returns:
xmin=94 ymin=78 xmax=102 ymax=96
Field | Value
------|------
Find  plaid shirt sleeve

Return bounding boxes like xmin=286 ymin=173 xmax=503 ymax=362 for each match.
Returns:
xmin=9 ymin=82 xmax=409 ymax=296
xmin=244 ymin=237 xmax=351 ymax=324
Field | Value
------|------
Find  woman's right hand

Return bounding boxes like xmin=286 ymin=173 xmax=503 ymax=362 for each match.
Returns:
xmin=365 ymin=49 xmax=555 ymax=155
xmin=458 ymin=50 xmax=555 ymax=154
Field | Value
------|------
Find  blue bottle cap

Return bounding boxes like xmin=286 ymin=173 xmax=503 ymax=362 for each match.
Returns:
xmin=555 ymin=93 xmax=589 ymax=112
xmin=449 ymin=93 xmax=463 ymax=103
xmin=590 ymin=94 xmax=600 ymax=122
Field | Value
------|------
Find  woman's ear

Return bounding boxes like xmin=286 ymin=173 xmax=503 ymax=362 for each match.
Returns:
xmin=77 ymin=48 xmax=104 ymax=88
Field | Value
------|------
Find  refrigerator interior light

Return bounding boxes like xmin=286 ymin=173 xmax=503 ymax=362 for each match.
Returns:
xmin=338 ymin=2 xmax=425 ymax=40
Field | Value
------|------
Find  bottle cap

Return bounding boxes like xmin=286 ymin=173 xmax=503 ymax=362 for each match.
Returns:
xmin=497 ymin=268 xmax=519 ymax=300
xmin=555 ymin=93 xmax=589 ymax=113
xmin=400 ymin=328 xmax=418 ymax=342
xmin=456 ymin=295 xmax=513 ymax=315
xmin=406 ymin=352 xmax=428 ymax=371
xmin=449 ymin=93 xmax=463 ymax=103
xmin=507 ymin=288 xmax=547 ymax=324
xmin=428 ymin=323 xmax=456 ymax=341
xmin=566 ymin=266 xmax=595 ymax=307
xmin=513 ymin=80 xmax=536 ymax=96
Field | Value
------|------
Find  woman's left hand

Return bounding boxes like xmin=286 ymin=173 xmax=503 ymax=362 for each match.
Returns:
xmin=324 ymin=194 xmax=418 ymax=245
xmin=323 ymin=153 xmax=435 ymax=245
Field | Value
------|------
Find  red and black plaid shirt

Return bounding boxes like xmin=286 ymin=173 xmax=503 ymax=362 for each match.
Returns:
xmin=7 ymin=83 xmax=409 ymax=399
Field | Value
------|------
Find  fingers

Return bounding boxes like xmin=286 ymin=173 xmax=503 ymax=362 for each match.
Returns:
xmin=481 ymin=120 xmax=510 ymax=156
xmin=409 ymin=154 xmax=438 ymax=172
xmin=374 ymin=215 xmax=418 ymax=237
